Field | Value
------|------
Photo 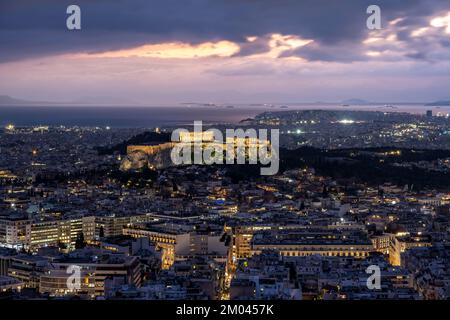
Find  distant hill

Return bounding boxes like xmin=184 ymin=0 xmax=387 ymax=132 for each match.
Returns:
xmin=0 ymin=95 xmax=38 ymax=105
xmin=425 ymin=100 xmax=450 ymax=106
xmin=0 ymin=94 xmax=141 ymax=106
xmin=0 ymin=94 xmax=64 ymax=106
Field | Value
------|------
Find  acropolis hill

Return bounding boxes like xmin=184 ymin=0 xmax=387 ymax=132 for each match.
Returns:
xmin=120 ymin=131 xmax=271 ymax=171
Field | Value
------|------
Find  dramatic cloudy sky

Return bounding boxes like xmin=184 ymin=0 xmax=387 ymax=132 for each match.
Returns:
xmin=1 ymin=0 xmax=450 ymax=104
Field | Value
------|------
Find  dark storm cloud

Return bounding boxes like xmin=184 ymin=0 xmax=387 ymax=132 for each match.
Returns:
xmin=406 ymin=51 xmax=427 ymax=60
xmin=0 ymin=0 xmax=449 ymax=62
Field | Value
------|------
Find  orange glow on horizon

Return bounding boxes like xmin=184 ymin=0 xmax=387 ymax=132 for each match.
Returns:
xmin=71 ymin=33 xmax=313 ymax=61
xmin=76 ymin=40 xmax=240 ymax=59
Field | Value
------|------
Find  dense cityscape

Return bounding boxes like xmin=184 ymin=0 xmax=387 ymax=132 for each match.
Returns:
xmin=1 ymin=109 xmax=449 ymax=300
xmin=2 ymin=1 xmax=450 ymax=315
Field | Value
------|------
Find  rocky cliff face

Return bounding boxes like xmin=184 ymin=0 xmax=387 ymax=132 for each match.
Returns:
xmin=120 ymin=143 xmax=175 ymax=171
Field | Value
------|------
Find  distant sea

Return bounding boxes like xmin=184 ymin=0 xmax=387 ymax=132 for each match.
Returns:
xmin=0 ymin=104 xmax=449 ymax=128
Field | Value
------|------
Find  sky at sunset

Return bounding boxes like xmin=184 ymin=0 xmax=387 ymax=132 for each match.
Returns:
xmin=1 ymin=0 xmax=450 ymax=105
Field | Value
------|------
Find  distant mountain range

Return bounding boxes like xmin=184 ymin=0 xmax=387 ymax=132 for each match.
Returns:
xmin=0 ymin=95 xmax=57 ymax=106
xmin=0 ymin=95 xmax=141 ymax=106
xmin=425 ymin=100 xmax=450 ymax=106
xmin=340 ymin=99 xmax=450 ymax=106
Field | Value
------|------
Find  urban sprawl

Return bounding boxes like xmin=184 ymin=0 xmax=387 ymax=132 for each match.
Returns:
xmin=1 ymin=109 xmax=450 ymax=300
